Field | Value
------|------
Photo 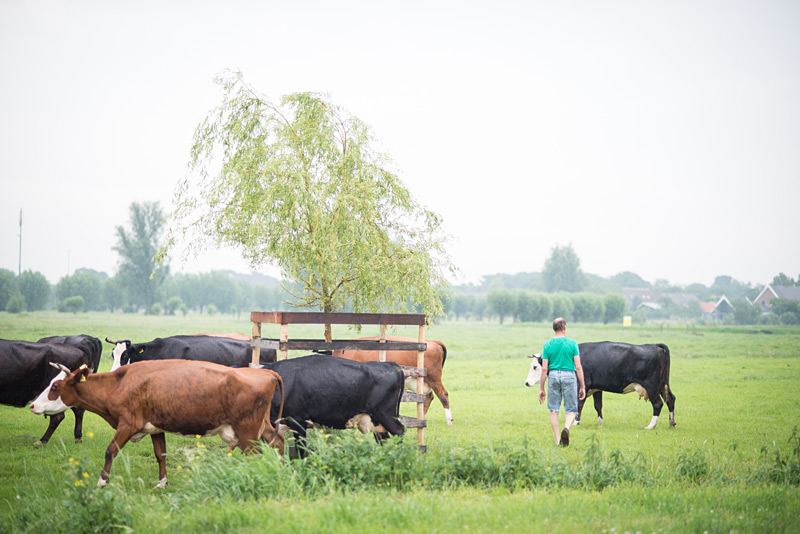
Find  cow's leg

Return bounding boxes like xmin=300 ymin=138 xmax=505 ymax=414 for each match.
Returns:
xmin=99 ymin=428 xmax=132 ymax=488
xmin=576 ymin=395 xmax=585 ymax=426
xmin=373 ymin=412 xmax=406 ymax=443
xmin=151 ymin=433 xmax=168 ymax=489
xmin=34 ymin=412 xmax=65 ymax=447
xmin=644 ymin=385 xmax=664 ymax=430
xmin=425 ymin=377 xmax=453 ymax=426
xmin=593 ymin=392 xmax=604 ymax=424
xmin=662 ymin=384 xmax=677 ymax=427
xmin=71 ymin=407 xmax=85 ymax=442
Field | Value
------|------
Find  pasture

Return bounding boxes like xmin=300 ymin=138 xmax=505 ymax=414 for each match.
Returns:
xmin=1 ymin=311 xmax=799 ymax=533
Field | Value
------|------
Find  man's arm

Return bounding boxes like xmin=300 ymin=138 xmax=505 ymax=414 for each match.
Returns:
xmin=538 ymin=358 xmax=549 ymax=404
xmin=574 ymin=354 xmax=586 ymax=400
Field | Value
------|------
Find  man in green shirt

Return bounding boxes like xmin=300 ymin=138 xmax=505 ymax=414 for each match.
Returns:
xmin=538 ymin=317 xmax=586 ymax=446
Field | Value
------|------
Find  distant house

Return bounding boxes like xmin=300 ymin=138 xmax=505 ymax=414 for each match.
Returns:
xmin=636 ymin=301 xmax=662 ymax=311
xmin=700 ymin=296 xmax=734 ymax=320
xmin=622 ymin=288 xmax=656 ymax=309
xmin=753 ymin=285 xmax=800 ymax=312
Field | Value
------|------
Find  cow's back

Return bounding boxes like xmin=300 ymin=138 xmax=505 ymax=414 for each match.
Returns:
xmin=130 ymin=335 xmax=260 ymax=367
xmin=0 ymin=339 xmax=89 ymax=407
xmin=579 ymin=341 xmax=669 ymax=392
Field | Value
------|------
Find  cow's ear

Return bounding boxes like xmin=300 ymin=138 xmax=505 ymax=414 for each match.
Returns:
xmin=77 ymin=366 xmax=91 ymax=382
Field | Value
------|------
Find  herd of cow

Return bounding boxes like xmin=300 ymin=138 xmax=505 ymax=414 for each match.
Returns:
xmin=1 ymin=332 xmax=675 ymax=489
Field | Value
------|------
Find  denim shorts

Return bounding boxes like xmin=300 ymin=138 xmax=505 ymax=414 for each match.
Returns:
xmin=547 ymin=370 xmax=578 ymax=414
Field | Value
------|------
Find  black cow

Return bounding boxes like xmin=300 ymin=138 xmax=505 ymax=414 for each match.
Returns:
xmin=1 ymin=338 xmax=96 ymax=445
xmin=106 ymin=335 xmax=276 ymax=371
xmin=577 ymin=341 xmax=676 ymax=429
xmin=263 ymin=354 xmax=406 ymax=457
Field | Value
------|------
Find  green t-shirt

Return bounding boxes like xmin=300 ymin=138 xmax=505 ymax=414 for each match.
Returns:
xmin=542 ymin=336 xmax=579 ymax=371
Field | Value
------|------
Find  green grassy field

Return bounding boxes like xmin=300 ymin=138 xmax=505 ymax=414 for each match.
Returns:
xmin=1 ymin=312 xmax=799 ymax=533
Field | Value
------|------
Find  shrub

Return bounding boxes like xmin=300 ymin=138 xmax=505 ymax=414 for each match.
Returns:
xmin=5 ymin=293 xmax=25 ymax=313
xmin=63 ymin=295 xmax=85 ymax=314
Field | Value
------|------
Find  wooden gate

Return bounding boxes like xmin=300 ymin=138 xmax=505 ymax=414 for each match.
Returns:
xmin=249 ymin=311 xmax=429 ymax=451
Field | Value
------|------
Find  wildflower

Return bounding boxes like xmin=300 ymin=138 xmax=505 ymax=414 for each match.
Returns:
xmin=227 ymin=452 xmax=233 ymax=457
xmin=176 ymin=465 xmax=182 ymax=471
xmin=74 ymin=480 xmax=83 ymax=487
xmin=195 ymin=435 xmax=202 ymax=439
xmin=87 ymin=432 xmax=94 ymax=438
xmin=83 ymin=472 xmax=90 ymax=479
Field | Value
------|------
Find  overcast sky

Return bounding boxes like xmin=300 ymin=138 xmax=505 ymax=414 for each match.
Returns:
xmin=1 ymin=0 xmax=798 ymax=288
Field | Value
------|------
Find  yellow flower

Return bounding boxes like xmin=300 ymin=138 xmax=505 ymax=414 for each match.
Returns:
xmin=82 ymin=472 xmax=89 ymax=479
xmin=176 ymin=465 xmax=182 ymax=470
xmin=227 ymin=452 xmax=233 ymax=457
xmin=87 ymin=432 xmax=94 ymax=438
xmin=195 ymin=435 xmax=202 ymax=439
xmin=74 ymin=480 xmax=83 ymax=487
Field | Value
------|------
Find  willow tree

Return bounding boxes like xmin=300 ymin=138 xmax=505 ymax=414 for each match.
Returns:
xmin=160 ymin=72 xmax=454 ymax=340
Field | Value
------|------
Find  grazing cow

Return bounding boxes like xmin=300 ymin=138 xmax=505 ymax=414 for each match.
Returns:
xmin=192 ymin=332 xmax=251 ymax=341
xmin=31 ymin=360 xmax=284 ymax=488
xmin=106 ymin=334 xmax=276 ymax=371
xmin=329 ymin=337 xmax=453 ymax=426
xmin=576 ymin=342 xmax=676 ymax=429
xmin=263 ymin=354 xmax=405 ymax=457
xmin=0 ymin=338 xmax=96 ymax=446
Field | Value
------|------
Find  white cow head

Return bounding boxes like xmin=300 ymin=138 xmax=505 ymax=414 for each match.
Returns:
xmin=30 ymin=365 xmax=71 ymax=415
xmin=524 ymin=354 xmax=543 ymax=387
xmin=105 ymin=338 xmax=131 ymax=371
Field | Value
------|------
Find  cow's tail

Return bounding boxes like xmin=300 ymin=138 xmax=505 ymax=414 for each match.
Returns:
xmin=657 ymin=343 xmax=671 ymax=392
xmin=266 ymin=371 xmax=284 ymax=447
xmin=433 ymin=340 xmax=447 ymax=368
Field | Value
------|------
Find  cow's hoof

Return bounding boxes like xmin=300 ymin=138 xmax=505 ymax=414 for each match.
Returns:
xmin=75 ymin=438 xmax=82 ymax=443
xmin=33 ymin=440 xmax=44 ymax=448
xmin=446 ymin=420 xmax=453 ymax=427
xmin=154 ymin=477 xmax=168 ymax=489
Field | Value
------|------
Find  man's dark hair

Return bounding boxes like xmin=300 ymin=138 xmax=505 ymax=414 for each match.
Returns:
xmin=553 ymin=318 xmax=566 ymax=332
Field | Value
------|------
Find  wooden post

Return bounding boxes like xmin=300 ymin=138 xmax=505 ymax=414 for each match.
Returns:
xmin=280 ymin=323 xmax=289 ymax=361
xmin=378 ymin=323 xmax=387 ymax=362
xmin=416 ymin=324 xmax=425 ymax=448
xmin=251 ymin=320 xmax=262 ymax=367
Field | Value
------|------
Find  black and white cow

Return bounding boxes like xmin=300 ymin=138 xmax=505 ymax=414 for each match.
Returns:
xmin=106 ymin=335 xmax=276 ymax=371
xmin=262 ymin=354 xmax=406 ymax=457
xmin=578 ymin=341 xmax=676 ymax=429
xmin=525 ymin=342 xmax=676 ymax=430
xmin=1 ymin=338 xmax=96 ymax=445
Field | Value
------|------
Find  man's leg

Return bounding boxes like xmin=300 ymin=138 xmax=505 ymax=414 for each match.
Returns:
xmin=550 ymin=410 xmax=561 ymax=445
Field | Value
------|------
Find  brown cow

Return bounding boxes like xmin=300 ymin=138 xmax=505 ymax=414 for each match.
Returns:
xmin=31 ymin=360 xmax=284 ymax=489
xmin=332 ymin=337 xmax=453 ymax=426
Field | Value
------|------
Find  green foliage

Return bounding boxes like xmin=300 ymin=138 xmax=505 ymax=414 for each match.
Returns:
xmin=603 ymin=294 xmax=627 ymax=324
xmin=163 ymin=71 xmax=454 ymax=325
xmin=165 ymin=296 xmax=184 ymax=315
xmin=731 ymin=298 xmax=762 ymax=325
xmin=550 ymin=293 xmax=574 ymax=321
xmin=113 ymin=201 xmax=169 ymax=313
xmin=5 ymin=292 xmax=25 ymax=313
xmin=609 ymin=271 xmax=650 ymax=288
xmin=486 ymin=288 xmax=515 ymax=324
xmin=675 ymin=447 xmax=710 ymax=483
xmin=56 ymin=272 xmax=104 ymax=311
xmin=570 ymin=292 xmax=605 ymax=323
xmin=63 ymin=295 xmax=85 ymax=314
xmin=771 ymin=273 xmax=797 ymax=287
xmin=9 ymin=454 xmax=133 ymax=533
xmin=750 ymin=427 xmax=800 ymax=486
xmin=0 ymin=268 xmax=16 ymax=309
xmin=771 ymin=299 xmax=800 ymax=325
xmin=17 ymin=269 xmax=50 ymax=311
xmin=542 ymin=244 xmax=586 ymax=293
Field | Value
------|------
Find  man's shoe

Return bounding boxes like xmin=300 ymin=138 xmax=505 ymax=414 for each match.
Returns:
xmin=560 ymin=427 xmax=569 ymax=446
